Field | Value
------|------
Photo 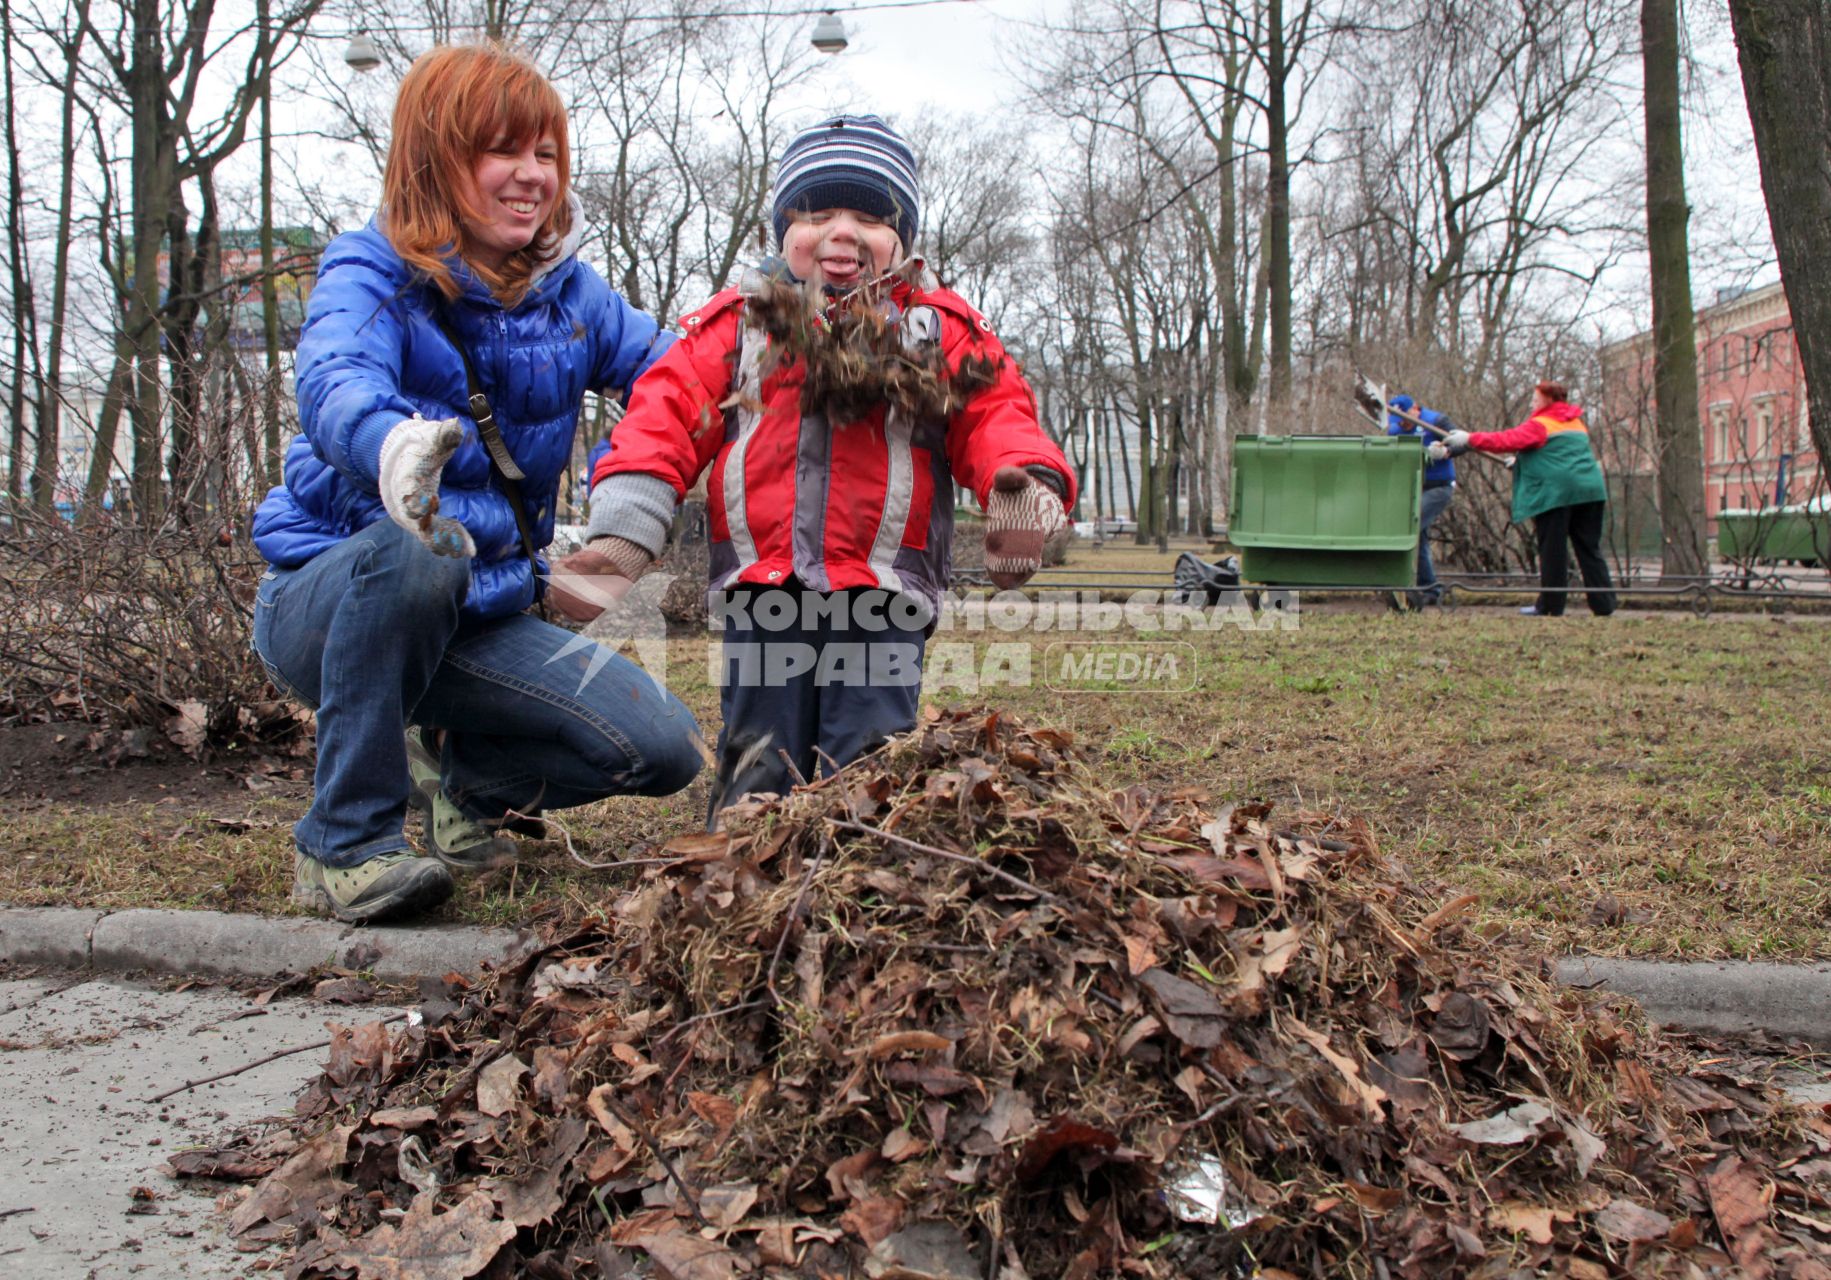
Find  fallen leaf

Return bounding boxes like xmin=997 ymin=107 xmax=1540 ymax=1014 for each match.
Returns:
xmin=1592 ymin=1196 xmax=1674 ymax=1244
xmin=1707 ymin=1155 xmax=1776 ymax=1276
xmin=688 ymin=1091 xmax=739 ymax=1136
xmin=1122 ymin=933 xmax=1158 ymax=976
xmin=486 ymin=1117 xmax=587 ymax=1229
xmin=229 ymin=1124 xmax=352 ymax=1236
xmin=1014 ymin=1117 xmax=1119 ymax=1183
xmin=1429 ymin=992 xmax=1492 ymax=1060
xmin=329 ymin=1189 xmax=516 ymax=1279
xmin=699 ymin=1182 xmax=760 ymax=1231
xmin=1136 ymin=968 xmax=1227 ymax=1048
xmin=630 ymin=1226 xmax=748 ymax=1280
xmin=477 ymin=1054 xmax=528 ymax=1118
xmin=1487 ymin=1201 xmax=1563 ymax=1245
xmin=826 ymin=1149 xmax=880 ymax=1204
xmin=369 ymin=1107 xmax=437 ymax=1129
xmin=1447 ymin=1100 xmax=1553 ymax=1146
xmin=1286 ymin=1017 xmax=1387 ymax=1119
xmin=881 ymin=1128 xmax=927 ymax=1163
xmin=840 ymin=1195 xmax=905 ymax=1248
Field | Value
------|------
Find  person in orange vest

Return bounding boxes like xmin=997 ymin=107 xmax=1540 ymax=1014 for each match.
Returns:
xmin=1442 ymin=380 xmax=1617 ymax=617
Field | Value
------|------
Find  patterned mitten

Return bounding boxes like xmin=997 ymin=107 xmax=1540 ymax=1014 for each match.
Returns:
xmin=379 ymin=416 xmax=475 ymax=558
xmin=983 ymin=465 xmax=1067 ymax=590
xmin=548 ymin=535 xmax=652 ymax=623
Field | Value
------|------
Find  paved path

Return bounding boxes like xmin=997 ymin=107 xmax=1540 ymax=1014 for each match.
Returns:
xmin=0 ymin=975 xmax=401 ymax=1279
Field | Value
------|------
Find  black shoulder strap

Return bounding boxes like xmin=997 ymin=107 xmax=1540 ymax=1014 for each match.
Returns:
xmin=428 ymin=301 xmax=547 ymax=616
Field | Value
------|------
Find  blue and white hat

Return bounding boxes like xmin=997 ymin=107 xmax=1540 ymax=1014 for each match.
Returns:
xmin=770 ymin=114 xmax=920 ymax=253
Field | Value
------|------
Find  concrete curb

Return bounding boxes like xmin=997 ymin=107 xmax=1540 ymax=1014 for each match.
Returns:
xmin=1 ymin=905 xmax=533 ymax=984
xmin=4 ymin=907 xmax=1828 ymax=1046
xmin=1555 ymin=956 xmax=1831 ymax=1049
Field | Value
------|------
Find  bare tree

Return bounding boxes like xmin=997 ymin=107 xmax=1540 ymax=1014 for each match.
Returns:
xmin=1728 ymin=0 xmax=1831 ymax=466
xmin=1641 ymin=0 xmax=1705 ymax=575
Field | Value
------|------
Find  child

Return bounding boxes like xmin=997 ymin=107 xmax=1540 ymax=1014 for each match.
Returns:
xmin=552 ymin=114 xmax=1074 ymax=813
xmin=250 ymin=45 xmax=704 ymax=922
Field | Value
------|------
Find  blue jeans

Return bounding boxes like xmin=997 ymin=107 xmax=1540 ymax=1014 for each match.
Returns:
xmin=252 ymin=521 xmax=703 ymax=867
xmin=1412 ymin=483 xmax=1454 ymax=605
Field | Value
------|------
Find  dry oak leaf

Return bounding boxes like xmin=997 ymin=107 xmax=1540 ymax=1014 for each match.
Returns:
xmin=1136 ymin=968 xmax=1227 ymax=1048
xmin=699 ymin=1182 xmax=761 ymax=1231
xmin=328 ymin=1189 xmax=518 ymax=1280
xmin=1592 ymin=1196 xmax=1674 ymax=1244
xmin=688 ymin=1091 xmax=739 ymax=1136
xmin=631 ymin=1226 xmax=751 ymax=1280
xmin=229 ymin=1123 xmax=353 ymax=1236
xmin=1486 ymin=1201 xmax=1571 ymax=1245
xmin=841 ymin=1195 xmax=907 ymax=1248
xmin=476 ymin=1054 xmax=527 ymax=1118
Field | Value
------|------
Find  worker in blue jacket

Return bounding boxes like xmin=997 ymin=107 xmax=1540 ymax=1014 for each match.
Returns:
xmin=1386 ymin=394 xmax=1459 ymax=609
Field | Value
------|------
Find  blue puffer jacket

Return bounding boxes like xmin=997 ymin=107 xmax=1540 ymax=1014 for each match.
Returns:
xmin=252 ymin=207 xmax=671 ymax=619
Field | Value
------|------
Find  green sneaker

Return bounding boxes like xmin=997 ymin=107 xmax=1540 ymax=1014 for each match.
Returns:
xmin=405 ymin=726 xmax=520 ymax=872
xmin=293 ymin=850 xmax=453 ymax=923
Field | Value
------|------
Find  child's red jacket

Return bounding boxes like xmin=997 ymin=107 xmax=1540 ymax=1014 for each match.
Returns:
xmin=589 ymin=264 xmax=1075 ymax=611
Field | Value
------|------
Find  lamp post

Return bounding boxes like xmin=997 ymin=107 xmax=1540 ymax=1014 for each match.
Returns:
xmin=810 ymin=11 xmax=848 ymax=53
xmin=343 ymin=28 xmax=382 ymax=72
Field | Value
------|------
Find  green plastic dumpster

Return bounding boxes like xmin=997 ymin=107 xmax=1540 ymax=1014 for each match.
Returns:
xmin=1230 ymin=435 xmax=1422 ymax=586
xmin=1716 ymin=507 xmax=1831 ymax=566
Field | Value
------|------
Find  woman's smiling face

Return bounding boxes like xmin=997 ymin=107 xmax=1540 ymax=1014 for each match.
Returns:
xmin=460 ymin=132 xmax=560 ymax=270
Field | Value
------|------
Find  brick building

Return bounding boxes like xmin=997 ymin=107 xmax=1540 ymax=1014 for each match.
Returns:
xmin=1598 ymin=281 xmax=1819 ymax=539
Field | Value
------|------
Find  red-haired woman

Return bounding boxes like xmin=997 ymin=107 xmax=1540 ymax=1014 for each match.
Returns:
xmin=1443 ymin=381 xmax=1618 ymax=617
xmin=251 ymin=45 xmax=702 ymax=923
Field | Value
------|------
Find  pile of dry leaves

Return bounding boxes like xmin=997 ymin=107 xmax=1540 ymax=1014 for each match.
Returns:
xmin=184 ymin=709 xmax=1831 ymax=1279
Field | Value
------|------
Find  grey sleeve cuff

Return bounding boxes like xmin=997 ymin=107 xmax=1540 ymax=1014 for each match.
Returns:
xmin=1025 ymin=465 xmax=1068 ymax=498
xmin=586 ymin=472 xmax=679 ymax=558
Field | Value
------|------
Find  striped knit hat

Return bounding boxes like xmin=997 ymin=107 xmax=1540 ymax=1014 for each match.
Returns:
xmin=770 ymin=115 xmax=920 ymax=254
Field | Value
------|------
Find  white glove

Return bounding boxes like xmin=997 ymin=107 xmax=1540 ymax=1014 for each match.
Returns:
xmin=1443 ymin=429 xmax=1471 ymax=450
xmin=1426 ymin=442 xmax=1450 ymax=462
xmin=378 ymin=417 xmax=476 ymax=559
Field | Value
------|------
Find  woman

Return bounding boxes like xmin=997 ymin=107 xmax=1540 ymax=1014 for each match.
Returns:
xmin=1444 ymin=380 xmax=1617 ymax=617
xmin=251 ymin=45 xmax=702 ymax=923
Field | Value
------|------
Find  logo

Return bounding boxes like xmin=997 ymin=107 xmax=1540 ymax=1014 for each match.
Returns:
xmin=1043 ymin=641 xmax=1199 ymax=692
xmin=540 ymin=570 xmax=675 ymax=696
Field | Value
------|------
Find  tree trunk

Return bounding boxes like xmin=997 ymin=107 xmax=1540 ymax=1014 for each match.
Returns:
xmin=2 ymin=5 xmax=38 ymax=505
xmin=1728 ymin=0 xmax=1831 ymax=468
xmin=258 ymin=0 xmax=284 ymax=488
xmin=41 ymin=0 xmax=89 ymax=515
xmin=82 ymin=335 xmax=131 ymax=513
xmin=1265 ymin=0 xmax=1293 ymax=403
xmin=1643 ymin=0 xmax=1707 ymax=576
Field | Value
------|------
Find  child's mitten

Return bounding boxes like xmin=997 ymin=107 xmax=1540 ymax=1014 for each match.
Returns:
xmin=983 ymin=465 xmax=1067 ymax=590
xmin=548 ymin=535 xmax=653 ymax=622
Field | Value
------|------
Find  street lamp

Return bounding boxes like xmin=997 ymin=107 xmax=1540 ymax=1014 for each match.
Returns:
xmin=343 ymin=28 xmax=382 ymax=73
xmin=810 ymin=10 xmax=848 ymax=54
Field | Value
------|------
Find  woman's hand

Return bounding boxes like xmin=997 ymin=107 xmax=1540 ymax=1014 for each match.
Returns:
xmin=379 ymin=417 xmax=476 ymax=558
xmin=549 ymin=535 xmax=653 ymax=622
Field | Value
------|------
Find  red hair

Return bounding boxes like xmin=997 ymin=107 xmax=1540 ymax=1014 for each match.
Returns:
xmin=381 ymin=45 xmax=571 ymax=307
xmin=1535 ymin=380 xmax=1570 ymax=404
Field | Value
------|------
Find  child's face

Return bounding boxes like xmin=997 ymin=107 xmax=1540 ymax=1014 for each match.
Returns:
xmin=460 ymin=132 xmax=560 ymax=270
xmin=781 ymin=209 xmax=903 ymax=290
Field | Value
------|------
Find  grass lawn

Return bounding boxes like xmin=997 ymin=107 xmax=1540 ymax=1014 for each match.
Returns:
xmin=4 ymin=603 xmax=1828 ymax=961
